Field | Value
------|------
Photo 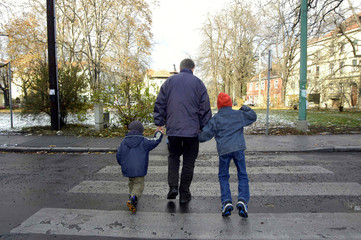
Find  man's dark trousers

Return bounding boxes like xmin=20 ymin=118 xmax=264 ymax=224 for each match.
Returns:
xmin=168 ymin=136 xmax=199 ymax=198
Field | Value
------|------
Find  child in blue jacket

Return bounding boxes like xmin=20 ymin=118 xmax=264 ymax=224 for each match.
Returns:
xmin=116 ymin=120 xmax=163 ymax=213
xmin=199 ymin=93 xmax=257 ymax=217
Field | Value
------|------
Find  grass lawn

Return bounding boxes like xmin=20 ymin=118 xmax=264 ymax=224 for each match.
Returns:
xmin=252 ymin=108 xmax=361 ymax=134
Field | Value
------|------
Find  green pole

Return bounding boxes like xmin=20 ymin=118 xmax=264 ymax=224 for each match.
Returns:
xmin=297 ymin=0 xmax=308 ymax=131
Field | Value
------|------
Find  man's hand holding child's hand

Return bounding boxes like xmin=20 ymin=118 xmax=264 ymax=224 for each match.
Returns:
xmin=156 ymin=126 xmax=165 ymax=134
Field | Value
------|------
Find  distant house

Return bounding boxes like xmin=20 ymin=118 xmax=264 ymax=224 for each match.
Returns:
xmin=144 ymin=69 xmax=177 ymax=95
xmin=247 ymin=74 xmax=283 ymax=107
xmin=286 ymin=13 xmax=361 ymax=109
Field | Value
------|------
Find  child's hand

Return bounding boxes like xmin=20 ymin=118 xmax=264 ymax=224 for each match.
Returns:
xmin=156 ymin=126 xmax=165 ymax=134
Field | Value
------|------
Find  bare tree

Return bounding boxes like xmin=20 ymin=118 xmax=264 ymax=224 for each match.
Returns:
xmin=31 ymin=0 xmax=153 ymax=101
xmin=198 ymin=2 xmax=258 ymax=105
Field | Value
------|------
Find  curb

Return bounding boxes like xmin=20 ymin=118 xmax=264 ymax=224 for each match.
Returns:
xmin=1 ymin=146 xmax=361 ymax=153
xmin=0 ymin=146 xmax=116 ymax=153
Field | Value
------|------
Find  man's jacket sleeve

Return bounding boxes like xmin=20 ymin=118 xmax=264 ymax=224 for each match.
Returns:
xmin=198 ymin=84 xmax=212 ymax=129
xmin=198 ymin=118 xmax=216 ymax=142
xmin=154 ymin=82 xmax=167 ymax=127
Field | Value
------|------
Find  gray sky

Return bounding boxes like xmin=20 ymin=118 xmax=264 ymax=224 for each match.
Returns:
xmin=1 ymin=0 xmax=228 ymax=72
xmin=150 ymin=0 xmax=228 ymax=71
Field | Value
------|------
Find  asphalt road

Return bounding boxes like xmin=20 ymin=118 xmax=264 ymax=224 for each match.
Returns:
xmin=1 ymin=152 xmax=360 ymax=239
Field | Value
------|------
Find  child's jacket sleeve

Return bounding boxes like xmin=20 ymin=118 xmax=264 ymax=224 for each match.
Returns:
xmin=240 ymin=105 xmax=257 ymax=127
xmin=198 ymin=118 xmax=216 ymax=143
xmin=143 ymin=131 xmax=163 ymax=151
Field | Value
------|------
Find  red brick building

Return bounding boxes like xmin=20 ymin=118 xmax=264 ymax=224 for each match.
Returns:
xmin=246 ymin=77 xmax=283 ymax=107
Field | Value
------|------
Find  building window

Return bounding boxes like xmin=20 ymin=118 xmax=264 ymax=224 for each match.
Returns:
xmin=329 ymin=63 xmax=334 ymax=75
xmin=329 ymin=83 xmax=335 ymax=93
xmin=315 ymin=50 xmax=321 ymax=59
xmin=291 ymin=82 xmax=295 ymax=89
xmin=255 ymin=82 xmax=259 ymax=90
xmin=340 ymin=42 xmax=345 ymax=53
xmin=329 ymin=44 xmax=335 ymax=55
xmin=261 ymin=81 xmax=265 ymax=90
xmin=352 ymin=59 xmax=358 ymax=72
xmin=250 ymin=83 xmax=253 ymax=91
xmin=274 ymin=79 xmax=278 ymax=89
xmin=339 ymin=61 xmax=345 ymax=74
xmin=316 ymin=65 xmax=320 ymax=78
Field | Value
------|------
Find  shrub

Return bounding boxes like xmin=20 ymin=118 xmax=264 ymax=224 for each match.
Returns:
xmin=22 ymin=62 xmax=88 ymax=126
xmin=103 ymin=78 xmax=158 ymax=127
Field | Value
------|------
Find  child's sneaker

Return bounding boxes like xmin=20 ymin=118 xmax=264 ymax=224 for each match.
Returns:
xmin=221 ymin=201 xmax=233 ymax=216
xmin=236 ymin=200 xmax=248 ymax=218
xmin=127 ymin=195 xmax=138 ymax=213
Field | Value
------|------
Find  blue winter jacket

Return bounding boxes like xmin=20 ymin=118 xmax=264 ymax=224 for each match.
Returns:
xmin=116 ymin=131 xmax=163 ymax=177
xmin=154 ymin=68 xmax=212 ymax=137
xmin=199 ymin=106 xmax=257 ymax=156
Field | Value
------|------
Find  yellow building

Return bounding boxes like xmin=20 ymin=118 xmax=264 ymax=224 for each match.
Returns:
xmin=286 ymin=13 xmax=361 ymax=109
xmin=144 ymin=69 xmax=177 ymax=96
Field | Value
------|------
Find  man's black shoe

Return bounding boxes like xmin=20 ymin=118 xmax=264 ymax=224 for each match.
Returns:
xmin=167 ymin=187 xmax=178 ymax=199
xmin=179 ymin=195 xmax=191 ymax=204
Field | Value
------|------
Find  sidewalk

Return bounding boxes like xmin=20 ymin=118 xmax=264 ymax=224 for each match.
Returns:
xmin=1 ymin=133 xmax=361 ymax=153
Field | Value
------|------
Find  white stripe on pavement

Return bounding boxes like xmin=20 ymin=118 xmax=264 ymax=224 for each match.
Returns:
xmin=69 ymin=181 xmax=361 ymax=196
xmin=207 ymin=155 xmax=305 ymax=162
xmin=149 ymin=155 xmax=305 ymax=162
xmin=11 ymin=208 xmax=361 ymax=239
xmin=97 ymin=165 xmax=333 ymax=175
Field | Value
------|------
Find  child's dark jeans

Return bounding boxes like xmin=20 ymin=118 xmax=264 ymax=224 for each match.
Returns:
xmin=218 ymin=150 xmax=249 ymax=204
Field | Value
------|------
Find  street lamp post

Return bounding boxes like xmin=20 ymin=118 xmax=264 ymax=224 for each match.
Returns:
xmin=8 ymin=61 xmax=13 ymax=128
xmin=297 ymin=0 xmax=309 ymax=131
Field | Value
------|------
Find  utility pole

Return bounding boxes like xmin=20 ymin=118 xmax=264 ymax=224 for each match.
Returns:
xmin=8 ymin=61 xmax=13 ymax=128
xmin=265 ymin=50 xmax=272 ymax=135
xmin=47 ymin=0 xmax=60 ymax=130
xmin=258 ymin=50 xmax=261 ymax=105
xmin=297 ymin=0 xmax=309 ymax=131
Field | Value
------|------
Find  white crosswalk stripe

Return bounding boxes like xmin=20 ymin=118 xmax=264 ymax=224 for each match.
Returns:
xmin=69 ymin=180 xmax=361 ymax=196
xmin=149 ymin=155 xmax=305 ymax=162
xmin=11 ymin=208 xmax=361 ymax=239
xmin=97 ymin=165 xmax=334 ymax=174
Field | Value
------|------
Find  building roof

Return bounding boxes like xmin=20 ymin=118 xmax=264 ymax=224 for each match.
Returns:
xmin=0 ymin=60 xmax=9 ymax=68
xmin=147 ymin=69 xmax=175 ymax=79
xmin=310 ymin=12 xmax=361 ymax=44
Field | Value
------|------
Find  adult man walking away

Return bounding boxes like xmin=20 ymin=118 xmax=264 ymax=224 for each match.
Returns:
xmin=154 ymin=58 xmax=212 ymax=204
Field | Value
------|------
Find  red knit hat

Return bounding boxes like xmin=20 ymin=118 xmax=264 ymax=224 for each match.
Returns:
xmin=217 ymin=92 xmax=232 ymax=109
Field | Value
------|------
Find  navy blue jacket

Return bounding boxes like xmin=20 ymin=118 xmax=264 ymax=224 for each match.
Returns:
xmin=154 ymin=68 xmax=212 ymax=137
xmin=199 ymin=106 xmax=257 ymax=156
xmin=116 ymin=131 xmax=163 ymax=177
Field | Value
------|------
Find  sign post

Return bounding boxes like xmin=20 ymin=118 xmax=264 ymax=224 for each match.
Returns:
xmin=297 ymin=0 xmax=309 ymax=131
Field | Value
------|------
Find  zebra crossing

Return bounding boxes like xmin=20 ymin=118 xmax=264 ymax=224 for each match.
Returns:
xmin=11 ymin=154 xmax=361 ymax=239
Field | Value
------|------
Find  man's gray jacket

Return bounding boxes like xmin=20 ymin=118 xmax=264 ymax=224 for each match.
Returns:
xmin=154 ymin=68 xmax=212 ymax=137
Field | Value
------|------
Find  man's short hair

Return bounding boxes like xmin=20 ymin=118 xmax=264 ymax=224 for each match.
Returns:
xmin=180 ymin=58 xmax=195 ymax=70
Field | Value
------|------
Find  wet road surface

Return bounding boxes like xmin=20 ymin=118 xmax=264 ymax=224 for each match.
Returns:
xmin=1 ymin=152 xmax=360 ymax=239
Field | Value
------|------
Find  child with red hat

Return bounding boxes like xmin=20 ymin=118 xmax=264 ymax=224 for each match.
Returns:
xmin=199 ymin=92 xmax=257 ymax=217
